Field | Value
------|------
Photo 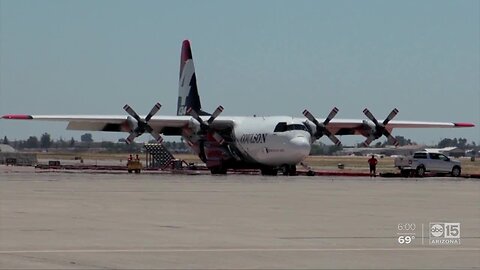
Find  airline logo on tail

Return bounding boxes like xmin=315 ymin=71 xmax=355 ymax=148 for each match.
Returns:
xmin=177 ymin=40 xmax=203 ymax=116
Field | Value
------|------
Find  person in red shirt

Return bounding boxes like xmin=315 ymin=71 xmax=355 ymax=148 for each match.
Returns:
xmin=368 ymin=155 xmax=378 ymax=177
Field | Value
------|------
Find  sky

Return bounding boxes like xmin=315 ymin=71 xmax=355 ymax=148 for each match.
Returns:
xmin=0 ymin=0 xmax=479 ymax=146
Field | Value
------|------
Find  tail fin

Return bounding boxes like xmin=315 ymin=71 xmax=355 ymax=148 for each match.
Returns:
xmin=177 ymin=40 xmax=208 ymax=116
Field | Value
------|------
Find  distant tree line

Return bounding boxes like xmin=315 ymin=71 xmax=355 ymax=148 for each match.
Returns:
xmin=1 ymin=133 xmax=190 ymax=153
xmin=310 ymin=136 xmax=478 ymax=155
xmin=1 ymin=133 xmax=477 ymax=155
xmin=358 ymin=136 xmax=477 ymax=149
xmin=437 ymin=138 xmax=474 ymax=149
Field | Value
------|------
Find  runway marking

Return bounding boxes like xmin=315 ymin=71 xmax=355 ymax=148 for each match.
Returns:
xmin=1 ymin=248 xmax=479 ymax=254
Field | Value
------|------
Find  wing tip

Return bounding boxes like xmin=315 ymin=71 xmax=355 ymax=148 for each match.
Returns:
xmin=454 ymin=122 xmax=475 ymax=127
xmin=2 ymin=114 xmax=33 ymax=120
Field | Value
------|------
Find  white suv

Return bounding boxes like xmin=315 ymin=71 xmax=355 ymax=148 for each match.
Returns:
xmin=394 ymin=151 xmax=462 ymax=177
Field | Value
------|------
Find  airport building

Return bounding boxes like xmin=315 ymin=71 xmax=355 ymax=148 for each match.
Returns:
xmin=0 ymin=144 xmax=37 ymax=166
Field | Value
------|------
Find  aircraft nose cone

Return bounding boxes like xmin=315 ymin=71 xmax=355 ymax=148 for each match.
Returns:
xmin=289 ymin=136 xmax=311 ymax=161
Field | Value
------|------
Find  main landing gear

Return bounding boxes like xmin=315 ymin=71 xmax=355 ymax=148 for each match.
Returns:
xmin=209 ymin=164 xmax=313 ymax=176
xmin=260 ymin=165 xmax=297 ymax=176
xmin=280 ymin=164 xmax=297 ymax=176
xmin=260 ymin=167 xmax=278 ymax=176
xmin=210 ymin=166 xmax=228 ymax=175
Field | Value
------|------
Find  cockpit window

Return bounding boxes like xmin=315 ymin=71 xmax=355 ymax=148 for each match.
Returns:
xmin=274 ymin=122 xmax=287 ymax=132
xmin=274 ymin=122 xmax=307 ymax=132
xmin=287 ymin=124 xmax=307 ymax=131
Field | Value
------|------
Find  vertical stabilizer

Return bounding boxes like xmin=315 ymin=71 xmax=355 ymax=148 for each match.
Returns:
xmin=177 ymin=40 xmax=207 ymax=116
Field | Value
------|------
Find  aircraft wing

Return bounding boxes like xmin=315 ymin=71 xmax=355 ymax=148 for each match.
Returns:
xmin=324 ymin=119 xmax=474 ymax=136
xmin=1 ymin=114 xmax=235 ymax=136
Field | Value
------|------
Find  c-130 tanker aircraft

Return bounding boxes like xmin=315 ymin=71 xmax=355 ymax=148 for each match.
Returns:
xmin=2 ymin=40 xmax=474 ymax=175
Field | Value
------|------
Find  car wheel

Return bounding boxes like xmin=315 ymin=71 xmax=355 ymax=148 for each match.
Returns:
xmin=416 ymin=166 xmax=425 ymax=177
xmin=451 ymin=166 xmax=461 ymax=177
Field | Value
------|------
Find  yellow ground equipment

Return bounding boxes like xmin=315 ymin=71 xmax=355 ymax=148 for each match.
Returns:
xmin=127 ymin=160 xmax=142 ymax=174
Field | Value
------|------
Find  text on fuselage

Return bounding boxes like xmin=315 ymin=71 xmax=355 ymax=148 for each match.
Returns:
xmin=238 ymin=133 xmax=267 ymax=144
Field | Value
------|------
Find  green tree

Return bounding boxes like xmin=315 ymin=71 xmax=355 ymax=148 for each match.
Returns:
xmin=458 ymin=138 xmax=467 ymax=148
xmin=25 ymin=136 xmax=39 ymax=148
xmin=80 ymin=133 xmax=93 ymax=143
xmin=69 ymin=137 xmax=75 ymax=147
xmin=40 ymin=133 xmax=52 ymax=149
xmin=310 ymin=143 xmax=343 ymax=156
xmin=56 ymin=137 xmax=68 ymax=148
xmin=394 ymin=135 xmax=413 ymax=146
xmin=3 ymin=136 xmax=9 ymax=145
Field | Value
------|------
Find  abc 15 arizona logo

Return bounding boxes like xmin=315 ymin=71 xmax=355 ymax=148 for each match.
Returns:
xmin=429 ymin=222 xmax=461 ymax=245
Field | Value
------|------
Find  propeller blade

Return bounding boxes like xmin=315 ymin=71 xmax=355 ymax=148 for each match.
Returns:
xmin=187 ymin=107 xmax=206 ymax=126
xmin=149 ymin=131 xmax=163 ymax=143
xmin=207 ymin=105 xmax=224 ymax=124
xmin=145 ymin=103 xmax=162 ymax=122
xmin=363 ymin=108 xmax=380 ymax=126
xmin=383 ymin=130 xmax=399 ymax=147
xmin=382 ymin=108 xmax=399 ymax=125
xmin=362 ymin=137 xmax=375 ymax=147
xmin=302 ymin=109 xmax=321 ymax=127
xmin=361 ymin=108 xmax=400 ymax=147
xmin=125 ymin=132 xmax=137 ymax=144
xmin=187 ymin=107 xmax=227 ymax=145
xmin=327 ymin=134 xmax=342 ymax=146
xmin=303 ymin=109 xmax=341 ymax=144
xmin=320 ymin=127 xmax=341 ymax=146
xmin=323 ymin=107 xmax=339 ymax=125
xmin=212 ymin=132 xmax=225 ymax=145
xmin=123 ymin=104 xmax=141 ymax=122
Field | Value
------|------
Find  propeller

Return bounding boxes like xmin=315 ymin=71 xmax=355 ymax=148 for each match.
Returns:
xmin=362 ymin=108 xmax=399 ymax=147
xmin=123 ymin=103 xmax=163 ymax=144
xmin=302 ymin=107 xmax=341 ymax=146
xmin=187 ymin=105 xmax=225 ymax=145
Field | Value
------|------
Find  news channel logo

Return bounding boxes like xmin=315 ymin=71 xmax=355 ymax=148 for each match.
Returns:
xmin=429 ymin=222 xmax=461 ymax=245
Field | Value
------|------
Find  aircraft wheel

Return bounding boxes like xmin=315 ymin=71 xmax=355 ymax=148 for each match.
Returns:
xmin=210 ymin=167 xmax=227 ymax=175
xmin=261 ymin=167 xmax=278 ymax=176
xmin=288 ymin=165 xmax=297 ymax=176
xmin=280 ymin=164 xmax=297 ymax=176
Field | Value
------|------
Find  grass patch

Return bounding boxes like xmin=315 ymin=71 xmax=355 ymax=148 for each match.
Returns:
xmin=36 ymin=152 xmax=480 ymax=175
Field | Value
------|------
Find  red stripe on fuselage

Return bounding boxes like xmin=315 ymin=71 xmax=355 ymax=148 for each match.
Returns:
xmin=2 ymin=114 xmax=33 ymax=120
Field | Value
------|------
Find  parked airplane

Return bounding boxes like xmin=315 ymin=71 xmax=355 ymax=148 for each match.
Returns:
xmin=2 ymin=40 xmax=474 ymax=175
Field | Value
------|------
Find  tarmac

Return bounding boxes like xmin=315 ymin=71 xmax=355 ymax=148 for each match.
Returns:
xmin=0 ymin=167 xmax=479 ymax=269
